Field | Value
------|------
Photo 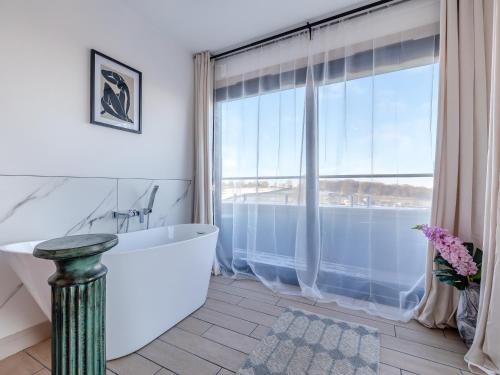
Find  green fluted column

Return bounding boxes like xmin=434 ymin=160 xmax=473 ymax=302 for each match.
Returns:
xmin=34 ymin=234 xmax=118 ymax=375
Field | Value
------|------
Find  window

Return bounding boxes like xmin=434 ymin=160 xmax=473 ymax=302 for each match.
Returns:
xmin=213 ymin=0 xmax=440 ymax=320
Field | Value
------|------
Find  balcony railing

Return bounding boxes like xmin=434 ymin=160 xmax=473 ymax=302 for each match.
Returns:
xmin=219 ymin=173 xmax=434 ymax=209
xmin=220 ymin=173 xmax=433 ymax=180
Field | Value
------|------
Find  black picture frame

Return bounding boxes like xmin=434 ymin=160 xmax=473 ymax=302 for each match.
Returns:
xmin=90 ymin=49 xmax=142 ymax=134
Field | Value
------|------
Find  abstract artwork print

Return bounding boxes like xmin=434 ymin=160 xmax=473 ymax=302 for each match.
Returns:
xmin=91 ymin=50 xmax=142 ymax=133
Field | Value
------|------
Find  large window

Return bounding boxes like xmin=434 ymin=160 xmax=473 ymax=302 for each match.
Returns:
xmin=220 ymin=63 xmax=438 ymax=208
xmin=214 ymin=0 xmax=440 ymax=320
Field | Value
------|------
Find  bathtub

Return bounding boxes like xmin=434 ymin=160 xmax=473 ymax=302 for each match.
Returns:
xmin=0 ymin=224 xmax=218 ymax=359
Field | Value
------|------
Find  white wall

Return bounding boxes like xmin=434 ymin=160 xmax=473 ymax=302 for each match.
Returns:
xmin=0 ymin=0 xmax=193 ymax=179
xmin=0 ymin=0 xmax=194 ymax=356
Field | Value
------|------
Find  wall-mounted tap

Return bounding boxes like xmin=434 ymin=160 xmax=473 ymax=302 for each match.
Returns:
xmin=112 ymin=209 xmax=140 ymax=219
xmin=113 ymin=185 xmax=160 ymax=231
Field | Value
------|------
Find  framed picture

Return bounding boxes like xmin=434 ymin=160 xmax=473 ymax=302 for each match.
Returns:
xmin=90 ymin=49 xmax=142 ymax=133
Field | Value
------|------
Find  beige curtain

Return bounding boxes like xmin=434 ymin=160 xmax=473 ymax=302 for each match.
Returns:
xmin=465 ymin=1 xmax=500 ymax=373
xmin=193 ymin=51 xmax=219 ymax=275
xmin=415 ymin=0 xmax=488 ymax=328
xmin=193 ymin=51 xmax=214 ymax=225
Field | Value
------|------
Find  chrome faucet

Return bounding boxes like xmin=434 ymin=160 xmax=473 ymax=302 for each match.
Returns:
xmin=113 ymin=185 xmax=160 ymax=231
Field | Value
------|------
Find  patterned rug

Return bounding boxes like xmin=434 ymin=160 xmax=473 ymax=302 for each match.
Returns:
xmin=238 ymin=308 xmax=379 ymax=375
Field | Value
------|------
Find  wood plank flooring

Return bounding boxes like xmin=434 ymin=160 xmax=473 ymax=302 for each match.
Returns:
xmin=0 ymin=276 xmax=470 ymax=375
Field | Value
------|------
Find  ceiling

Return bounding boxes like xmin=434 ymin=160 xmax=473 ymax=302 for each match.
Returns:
xmin=122 ymin=0 xmax=372 ymax=54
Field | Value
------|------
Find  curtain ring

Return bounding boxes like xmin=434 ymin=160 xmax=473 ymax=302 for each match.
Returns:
xmin=307 ymin=22 xmax=312 ymax=40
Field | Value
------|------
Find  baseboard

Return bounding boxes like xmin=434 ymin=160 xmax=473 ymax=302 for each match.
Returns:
xmin=0 ymin=321 xmax=51 ymax=360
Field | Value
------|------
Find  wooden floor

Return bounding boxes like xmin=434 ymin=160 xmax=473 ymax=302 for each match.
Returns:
xmin=0 ymin=276 xmax=471 ymax=375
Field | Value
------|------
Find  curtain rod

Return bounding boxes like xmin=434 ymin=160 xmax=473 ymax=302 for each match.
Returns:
xmin=211 ymin=0 xmax=403 ymax=60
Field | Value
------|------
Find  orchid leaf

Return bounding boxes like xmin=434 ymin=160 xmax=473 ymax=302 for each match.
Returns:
xmin=434 ymin=255 xmax=453 ymax=268
xmin=464 ymin=242 xmax=474 ymax=257
xmin=434 ymin=269 xmax=456 ymax=276
xmin=434 ymin=275 xmax=467 ymax=290
xmin=471 ymin=270 xmax=482 ymax=282
xmin=473 ymin=248 xmax=483 ymax=267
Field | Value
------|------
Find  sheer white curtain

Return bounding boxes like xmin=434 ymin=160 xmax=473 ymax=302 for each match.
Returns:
xmin=214 ymin=0 xmax=440 ymax=320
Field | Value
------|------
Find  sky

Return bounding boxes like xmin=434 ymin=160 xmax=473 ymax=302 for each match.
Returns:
xmin=218 ymin=63 xmax=439 ymax=189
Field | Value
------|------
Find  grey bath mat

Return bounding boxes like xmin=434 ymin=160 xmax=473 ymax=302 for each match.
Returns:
xmin=238 ymin=308 xmax=379 ymax=375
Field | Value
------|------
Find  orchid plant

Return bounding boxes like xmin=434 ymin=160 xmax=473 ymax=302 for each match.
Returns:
xmin=414 ymin=224 xmax=482 ymax=290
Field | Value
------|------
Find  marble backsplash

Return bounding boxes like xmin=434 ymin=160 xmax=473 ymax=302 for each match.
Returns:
xmin=0 ymin=174 xmax=192 ymax=339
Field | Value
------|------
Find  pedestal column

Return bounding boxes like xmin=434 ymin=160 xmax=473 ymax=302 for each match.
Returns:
xmin=34 ymin=233 xmax=118 ymax=375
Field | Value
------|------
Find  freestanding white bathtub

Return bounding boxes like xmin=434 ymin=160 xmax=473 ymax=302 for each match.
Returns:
xmin=0 ymin=224 xmax=218 ymax=359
